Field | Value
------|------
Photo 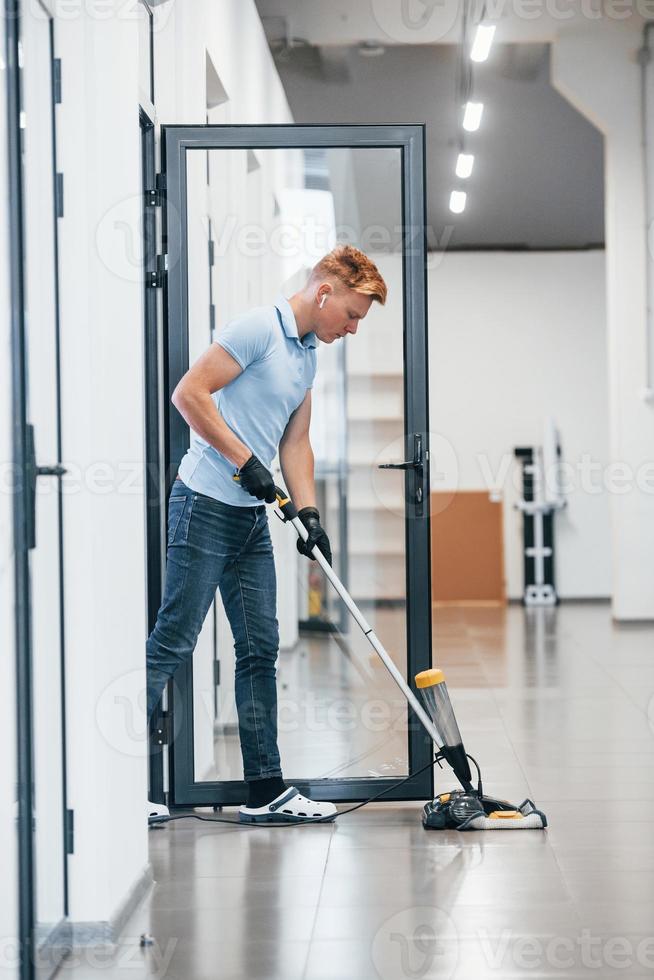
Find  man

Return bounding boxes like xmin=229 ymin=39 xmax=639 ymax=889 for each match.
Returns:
xmin=146 ymin=244 xmax=387 ymax=823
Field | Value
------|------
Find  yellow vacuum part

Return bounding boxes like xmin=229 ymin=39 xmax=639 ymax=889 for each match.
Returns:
xmin=415 ymin=668 xmax=446 ymax=688
xmin=232 ymin=474 xmax=289 ymax=507
xmin=489 ymin=810 xmax=522 ymax=819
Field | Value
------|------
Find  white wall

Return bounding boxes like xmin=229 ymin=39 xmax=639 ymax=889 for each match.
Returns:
xmin=426 ymin=249 xmax=611 ymax=600
xmin=154 ymin=1 xmax=292 ymax=126
xmin=54 ymin=1 xmax=148 ymax=930
xmin=34 ymin=0 xmax=296 ymax=933
xmin=248 ymin=244 xmax=610 ymax=604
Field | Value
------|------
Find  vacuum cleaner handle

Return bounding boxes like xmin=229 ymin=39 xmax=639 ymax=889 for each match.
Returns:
xmin=264 ymin=481 xmax=455 ymax=765
xmin=273 ymin=486 xmax=300 ymax=523
xmin=231 ymin=474 xmax=473 ymax=789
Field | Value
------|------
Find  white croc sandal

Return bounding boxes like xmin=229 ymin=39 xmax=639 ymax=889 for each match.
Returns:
xmin=147 ymin=799 xmax=170 ymax=824
xmin=239 ymin=785 xmax=337 ymax=824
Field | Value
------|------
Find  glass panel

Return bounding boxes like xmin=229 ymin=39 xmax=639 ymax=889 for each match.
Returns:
xmin=21 ymin=6 xmax=67 ymax=959
xmin=183 ymin=146 xmax=409 ymax=784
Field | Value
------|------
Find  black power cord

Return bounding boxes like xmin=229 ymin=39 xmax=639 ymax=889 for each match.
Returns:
xmin=149 ymin=756 xmax=448 ymax=829
xmin=467 ymin=752 xmax=483 ymax=798
xmin=432 ymin=751 xmax=483 ymax=798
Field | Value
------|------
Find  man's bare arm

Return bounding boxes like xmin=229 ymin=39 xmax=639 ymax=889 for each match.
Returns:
xmin=279 ymin=390 xmax=316 ymax=510
xmin=171 ymin=343 xmax=252 ymax=469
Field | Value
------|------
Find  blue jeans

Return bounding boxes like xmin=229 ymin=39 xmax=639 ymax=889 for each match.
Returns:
xmin=146 ymin=477 xmax=282 ymax=781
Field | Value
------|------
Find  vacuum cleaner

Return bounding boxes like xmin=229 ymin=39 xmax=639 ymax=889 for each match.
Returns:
xmin=271 ymin=483 xmax=548 ymax=833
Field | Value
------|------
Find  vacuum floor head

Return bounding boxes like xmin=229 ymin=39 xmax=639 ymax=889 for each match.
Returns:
xmin=423 ymin=790 xmax=547 ymax=831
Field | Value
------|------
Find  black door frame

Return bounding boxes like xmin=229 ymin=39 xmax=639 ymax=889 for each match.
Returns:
xmin=140 ymin=104 xmax=169 ymax=805
xmin=137 ymin=0 xmax=170 ymax=805
xmin=160 ymin=123 xmax=433 ymax=806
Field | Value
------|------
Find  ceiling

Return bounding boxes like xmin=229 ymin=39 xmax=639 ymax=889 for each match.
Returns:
xmin=254 ymin=9 xmax=605 ymax=251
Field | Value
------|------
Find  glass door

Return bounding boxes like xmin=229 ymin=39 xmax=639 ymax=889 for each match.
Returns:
xmin=161 ymin=125 xmax=432 ymax=805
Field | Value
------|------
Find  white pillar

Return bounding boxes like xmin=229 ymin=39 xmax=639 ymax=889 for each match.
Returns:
xmin=56 ymin=2 xmax=150 ymax=926
xmin=552 ymin=22 xmax=654 ymax=620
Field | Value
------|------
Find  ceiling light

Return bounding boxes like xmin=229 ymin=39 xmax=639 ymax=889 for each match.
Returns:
xmin=449 ymin=190 xmax=467 ymax=214
xmin=463 ymin=101 xmax=484 ymax=132
xmin=470 ymin=24 xmax=496 ymax=62
xmin=455 ymin=153 xmax=474 ymax=179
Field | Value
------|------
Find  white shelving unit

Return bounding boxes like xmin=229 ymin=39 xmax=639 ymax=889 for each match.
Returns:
xmin=327 ymin=259 xmax=407 ymax=603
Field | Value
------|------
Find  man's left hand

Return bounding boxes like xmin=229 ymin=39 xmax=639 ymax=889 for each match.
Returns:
xmin=296 ymin=507 xmax=332 ymax=566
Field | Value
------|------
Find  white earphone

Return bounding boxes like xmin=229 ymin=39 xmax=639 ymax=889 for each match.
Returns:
xmin=319 ymin=294 xmax=327 ymax=309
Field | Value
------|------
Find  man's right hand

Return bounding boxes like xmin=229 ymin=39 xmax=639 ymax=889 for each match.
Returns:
xmin=237 ymin=454 xmax=277 ymax=504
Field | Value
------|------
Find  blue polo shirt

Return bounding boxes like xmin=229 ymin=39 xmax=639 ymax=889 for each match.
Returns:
xmin=177 ymin=295 xmax=318 ymax=507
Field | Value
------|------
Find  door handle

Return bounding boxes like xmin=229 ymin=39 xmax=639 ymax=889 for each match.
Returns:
xmin=26 ymin=424 xmax=68 ymax=550
xmin=378 ymin=434 xmax=425 ymax=512
xmin=378 ymin=433 xmax=423 ymax=472
xmin=378 ymin=459 xmax=414 ymax=471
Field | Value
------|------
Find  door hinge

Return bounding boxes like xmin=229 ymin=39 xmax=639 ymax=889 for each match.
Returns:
xmin=53 ymin=58 xmax=62 ymax=104
xmin=65 ymin=808 xmax=74 ymax=855
xmin=153 ymin=711 xmax=170 ymax=746
xmin=55 ymin=172 xmax=64 ymax=218
xmin=208 ymin=238 xmax=215 ymax=266
xmin=213 ymin=659 xmax=220 ymax=688
xmin=147 ymin=253 xmax=167 ymax=289
xmin=209 ymin=303 xmax=216 ymax=334
xmin=146 ymin=173 xmax=166 ymax=207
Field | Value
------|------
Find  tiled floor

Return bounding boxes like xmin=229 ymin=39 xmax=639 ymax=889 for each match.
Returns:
xmin=58 ymin=602 xmax=654 ymax=979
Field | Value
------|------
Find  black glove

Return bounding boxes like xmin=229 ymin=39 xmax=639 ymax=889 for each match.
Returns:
xmin=296 ymin=507 xmax=332 ymax=566
xmin=237 ymin=454 xmax=276 ymax=504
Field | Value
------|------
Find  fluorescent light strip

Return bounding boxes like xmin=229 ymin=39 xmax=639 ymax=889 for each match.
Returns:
xmin=470 ymin=24 xmax=496 ymax=63
xmin=463 ymin=101 xmax=484 ymax=132
xmin=449 ymin=190 xmax=467 ymax=214
xmin=455 ymin=153 xmax=474 ymax=179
